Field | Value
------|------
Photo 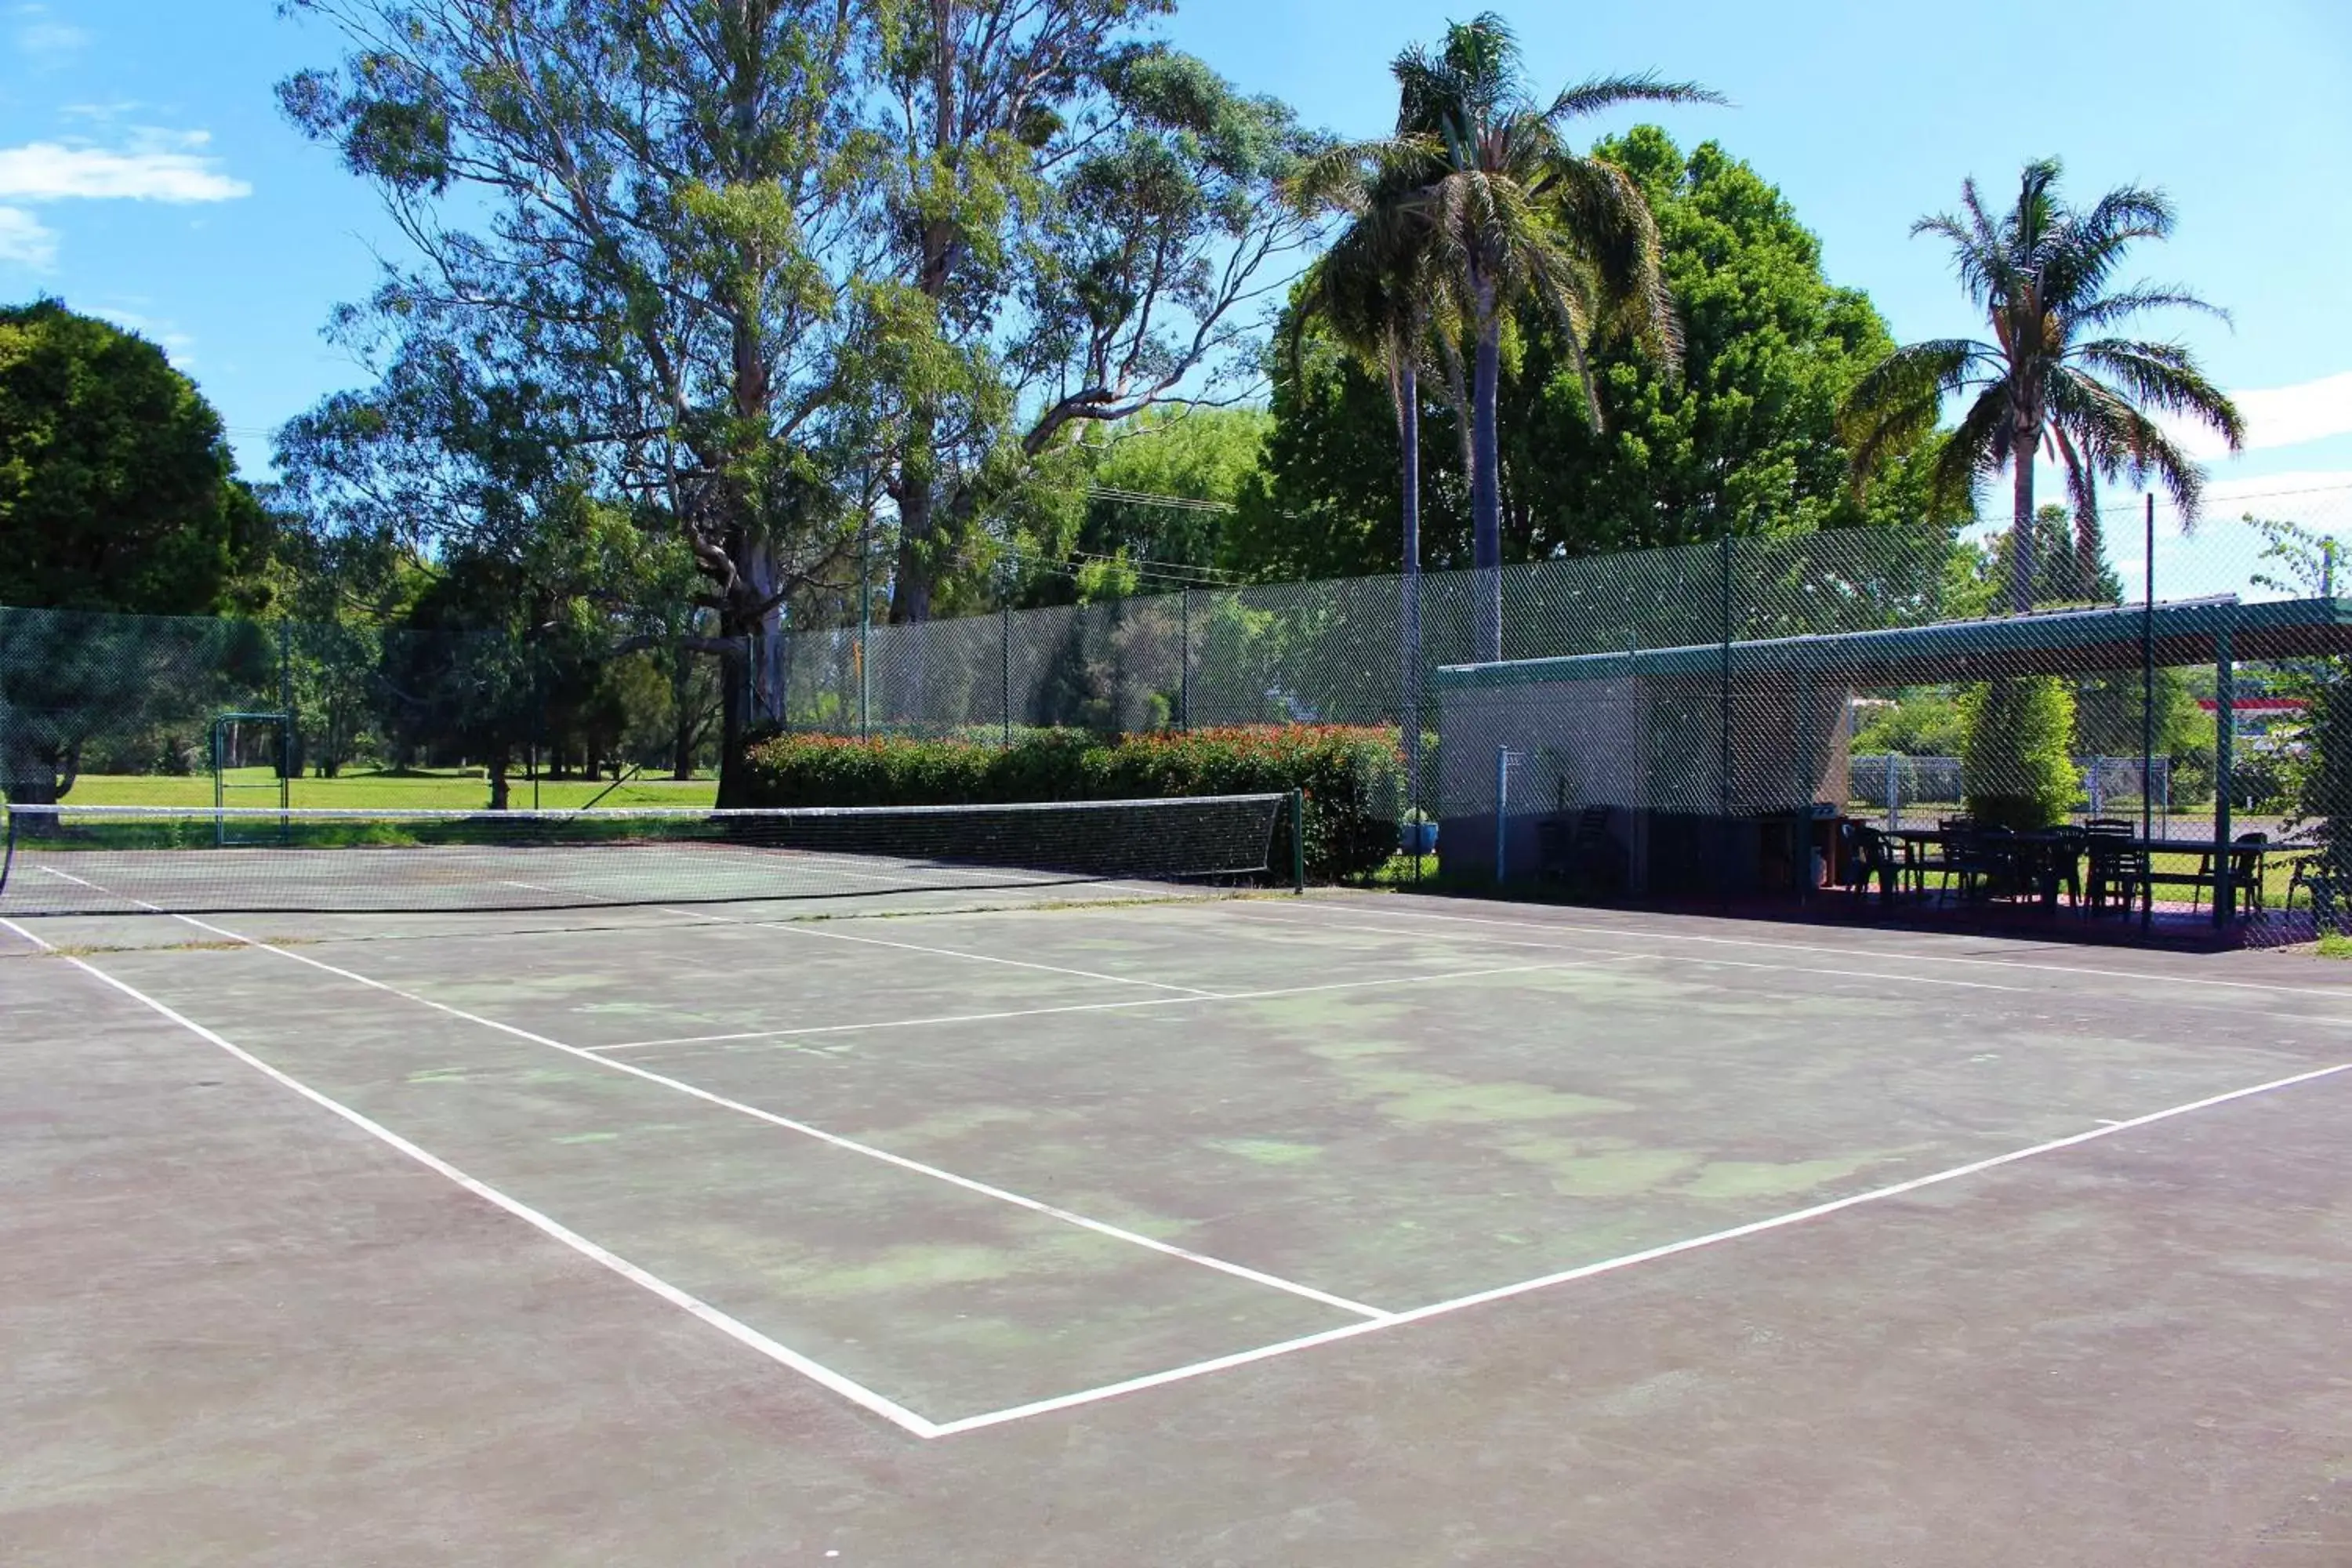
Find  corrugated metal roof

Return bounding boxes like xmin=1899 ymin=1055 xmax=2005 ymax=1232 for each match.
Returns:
xmin=1433 ymin=596 xmax=2352 ymax=690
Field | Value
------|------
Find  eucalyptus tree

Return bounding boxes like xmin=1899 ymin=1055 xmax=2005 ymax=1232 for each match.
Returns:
xmin=1842 ymin=158 xmax=2244 ymax=611
xmin=1389 ymin=13 xmax=1718 ymax=659
xmin=278 ymin=0 xmax=873 ymax=800
xmin=870 ymin=4 xmax=1321 ymax=622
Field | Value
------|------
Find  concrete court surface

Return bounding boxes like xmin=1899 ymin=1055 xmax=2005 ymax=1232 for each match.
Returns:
xmin=3 ymin=890 xmax=2348 ymax=1566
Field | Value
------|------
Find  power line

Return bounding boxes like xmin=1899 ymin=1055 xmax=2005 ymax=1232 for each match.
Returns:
xmin=1065 ymin=548 xmax=1242 ymax=585
xmin=1084 ymin=484 xmax=1239 ymax=514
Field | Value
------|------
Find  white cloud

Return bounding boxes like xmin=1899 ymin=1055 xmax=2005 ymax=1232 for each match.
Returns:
xmin=59 ymin=100 xmax=151 ymax=123
xmin=2163 ymin=372 xmax=2352 ymax=460
xmin=14 ymin=4 xmax=88 ymax=60
xmin=0 ymin=137 xmax=252 ymax=203
xmin=0 ymin=205 xmax=56 ymax=267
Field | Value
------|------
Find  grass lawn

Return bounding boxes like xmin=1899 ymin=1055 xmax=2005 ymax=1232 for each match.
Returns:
xmin=60 ymin=769 xmax=719 ymax=812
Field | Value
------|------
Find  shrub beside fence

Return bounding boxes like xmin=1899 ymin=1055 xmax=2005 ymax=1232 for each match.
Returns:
xmin=739 ymin=724 xmax=1403 ymax=883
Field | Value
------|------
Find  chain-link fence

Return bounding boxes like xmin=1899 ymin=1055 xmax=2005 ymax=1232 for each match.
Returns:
xmin=1423 ymin=492 xmax=2352 ymax=943
xmin=0 ymin=605 xmax=724 ymax=808
xmin=7 ymin=486 xmax=2349 ymax=939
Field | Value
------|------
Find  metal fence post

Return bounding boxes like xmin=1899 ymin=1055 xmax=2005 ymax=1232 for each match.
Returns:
xmin=2142 ymin=494 xmax=2155 ymax=848
xmin=1180 ymin=589 xmax=1192 ymax=731
xmin=1000 ymin=600 xmax=1013 ymax=749
xmin=1884 ymin=752 xmax=1898 ymax=832
xmin=277 ymin=619 xmax=295 ymax=780
xmin=1289 ymin=788 xmax=1305 ymax=894
xmin=1494 ymin=745 xmax=1510 ymax=885
xmin=1718 ymin=533 xmax=1734 ymax=906
xmin=2213 ymin=617 xmax=2234 ymax=927
xmin=857 ymin=521 xmax=871 ymax=739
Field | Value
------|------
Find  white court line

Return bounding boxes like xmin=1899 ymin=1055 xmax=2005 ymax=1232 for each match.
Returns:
xmin=590 ymin=956 xmax=1648 ymax=1054
xmin=0 ymin=916 xmax=942 ymax=1439
xmin=1252 ymin=899 xmax=2352 ymax=1004
xmin=1209 ymin=908 xmax=2034 ymax=993
xmin=927 ymin=1054 xmax=2352 ymax=1437
xmin=658 ymin=905 xmax=1224 ymax=996
xmin=101 ymin=901 xmax=1390 ymax=1323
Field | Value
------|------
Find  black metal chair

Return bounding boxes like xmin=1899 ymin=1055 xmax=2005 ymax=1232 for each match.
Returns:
xmin=2085 ymin=833 xmax=2150 ymax=917
xmin=1840 ymin=822 xmax=1902 ymax=902
xmin=1921 ymin=817 xmax=1971 ymax=902
xmin=2287 ymin=851 xmax=2338 ymax=925
xmin=2037 ymin=824 xmax=2086 ymax=908
xmin=1949 ymin=824 xmax=2013 ymax=903
xmin=2191 ymin=831 xmax=2269 ymax=917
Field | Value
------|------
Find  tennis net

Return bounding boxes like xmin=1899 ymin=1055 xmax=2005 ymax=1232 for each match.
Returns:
xmin=0 ymin=795 xmax=1294 ymax=916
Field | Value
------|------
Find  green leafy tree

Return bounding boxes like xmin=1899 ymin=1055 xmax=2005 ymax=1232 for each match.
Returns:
xmin=1019 ymin=407 xmax=1269 ymax=606
xmin=1841 ymin=158 xmax=2244 ymax=612
xmin=0 ymin=299 xmax=269 ymax=614
xmin=1501 ymin=129 xmax=1947 ymax=552
xmin=280 ymin=0 xmax=869 ymax=803
xmin=1238 ymin=130 xmax=1937 ymax=579
xmin=1231 ymin=317 xmax=1455 ymax=581
xmin=0 ymin=605 xmax=275 ymax=806
xmin=1960 ymin=674 xmax=2081 ymax=829
xmin=1853 ymin=689 xmax=1967 ymax=757
xmin=875 ymin=10 xmax=1317 ymax=622
xmin=1386 ymin=13 xmax=1719 ymax=657
xmin=2236 ymin=514 xmax=2350 ymax=909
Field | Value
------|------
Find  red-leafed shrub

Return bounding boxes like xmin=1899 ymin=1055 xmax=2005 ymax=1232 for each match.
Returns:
xmin=739 ymin=724 xmax=1402 ymax=882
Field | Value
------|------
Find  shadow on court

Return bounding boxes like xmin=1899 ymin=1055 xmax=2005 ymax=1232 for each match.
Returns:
xmin=4 ymin=891 xmax=2349 ymax=1565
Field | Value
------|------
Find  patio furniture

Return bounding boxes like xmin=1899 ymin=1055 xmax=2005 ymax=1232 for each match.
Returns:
xmin=1919 ymin=818 xmax=1971 ymax=902
xmin=1839 ymin=822 xmax=1904 ymax=902
xmin=2085 ymin=833 xmax=2150 ymax=917
xmin=2186 ymin=831 xmax=2270 ymax=917
xmin=2288 ymin=852 xmax=2339 ymax=924
xmin=2031 ymin=825 xmax=2086 ymax=909
xmin=1951 ymin=825 xmax=2016 ymax=903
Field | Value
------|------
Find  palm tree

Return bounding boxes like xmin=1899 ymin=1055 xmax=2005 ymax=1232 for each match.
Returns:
xmin=1842 ymin=158 xmax=2245 ymax=612
xmin=1390 ymin=13 xmax=1719 ymax=659
xmin=1286 ymin=147 xmax=1454 ymax=807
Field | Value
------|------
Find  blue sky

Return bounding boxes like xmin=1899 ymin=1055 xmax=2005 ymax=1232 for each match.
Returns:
xmin=7 ymin=0 xmax=2351 ymax=520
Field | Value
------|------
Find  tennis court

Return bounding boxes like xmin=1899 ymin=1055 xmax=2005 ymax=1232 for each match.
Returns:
xmin=5 ymin=800 xmax=2350 ymax=1565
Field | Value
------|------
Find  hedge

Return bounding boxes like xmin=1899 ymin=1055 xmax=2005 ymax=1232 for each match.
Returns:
xmin=738 ymin=724 xmax=1403 ymax=883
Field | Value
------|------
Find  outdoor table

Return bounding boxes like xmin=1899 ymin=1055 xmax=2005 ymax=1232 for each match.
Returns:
xmin=1883 ymin=829 xmax=2275 ymax=919
xmin=2118 ymin=837 xmax=2273 ymax=921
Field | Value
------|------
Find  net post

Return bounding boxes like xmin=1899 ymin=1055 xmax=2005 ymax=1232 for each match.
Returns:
xmin=1289 ymin=788 xmax=1305 ymax=895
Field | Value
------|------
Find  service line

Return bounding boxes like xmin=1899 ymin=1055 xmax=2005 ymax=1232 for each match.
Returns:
xmin=929 ymin=1054 xmax=2352 ymax=1437
xmin=593 ymin=955 xmax=1648 ymax=1055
